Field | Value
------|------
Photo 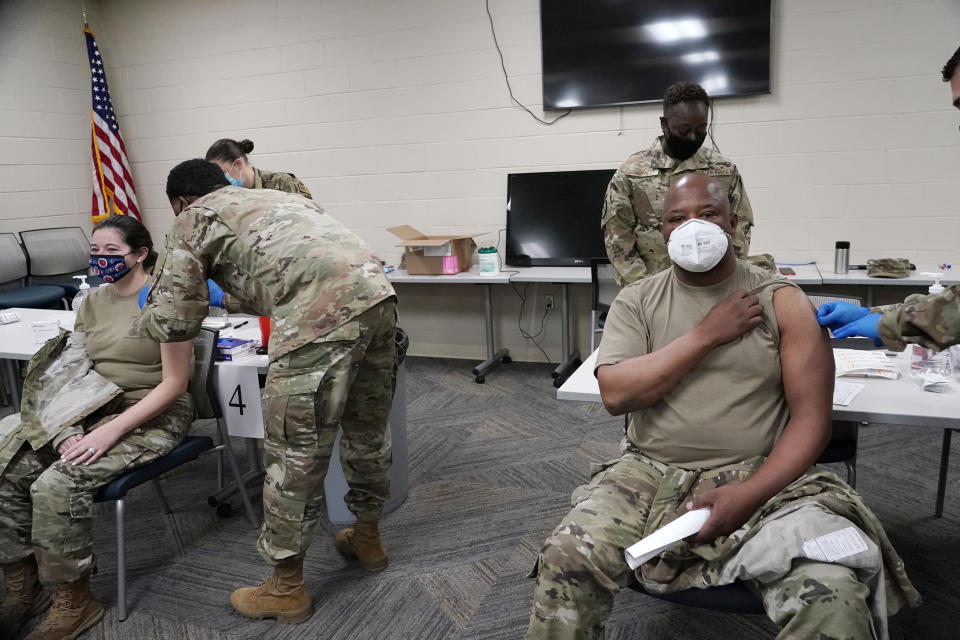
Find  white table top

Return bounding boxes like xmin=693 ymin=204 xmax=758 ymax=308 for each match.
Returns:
xmin=819 ymin=265 xmax=960 ymax=287
xmin=213 ymin=319 xmax=269 ymax=369
xmin=386 ymin=266 xmax=591 ymax=284
xmin=508 ymin=267 xmax=591 ymax=283
xmin=557 ymin=348 xmax=960 ymax=429
xmin=0 ymin=308 xmax=77 ymax=359
xmin=776 ymin=263 xmax=822 ymax=286
xmin=387 ymin=269 xmax=512 ymax=284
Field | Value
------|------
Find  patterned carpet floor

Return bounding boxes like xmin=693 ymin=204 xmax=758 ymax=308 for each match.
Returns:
xmin=4 ymin=356 xmax=959 ymax=639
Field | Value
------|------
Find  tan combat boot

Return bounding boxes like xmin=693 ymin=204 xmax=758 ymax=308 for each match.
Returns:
xmin=24 ymin=574 xmax=103 ymax=640
xmin=230 ymin=557 xmax=314 ymax=624
xmin=335 ymin=519 xmax=388 ymax=572
xmin=0 ymin=556 xmax=52 ymax=637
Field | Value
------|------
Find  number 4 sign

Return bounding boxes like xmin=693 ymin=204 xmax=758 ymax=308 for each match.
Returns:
xmin=216 ymin=365 xmax=265 ymax=438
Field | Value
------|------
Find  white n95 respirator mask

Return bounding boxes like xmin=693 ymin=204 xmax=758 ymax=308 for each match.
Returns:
xmin=666 ymin=219 xmax=729 ymax=273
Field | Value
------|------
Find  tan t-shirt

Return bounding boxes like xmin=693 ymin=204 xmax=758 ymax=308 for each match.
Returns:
xmin=596 ymin=261 xmax=797 ymax=469
xmin=75 ymin=282 xmax=162 ymax=392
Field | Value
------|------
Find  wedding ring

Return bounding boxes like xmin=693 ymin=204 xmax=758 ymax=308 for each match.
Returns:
xmin=87 ymin=447 xmax=97 ymax=454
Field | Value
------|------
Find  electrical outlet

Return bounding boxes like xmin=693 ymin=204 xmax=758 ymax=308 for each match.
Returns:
xmin=544 ymin=294 xmax=555 ymax=310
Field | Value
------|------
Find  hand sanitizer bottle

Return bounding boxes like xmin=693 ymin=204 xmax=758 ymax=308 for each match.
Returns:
xmin=71 ymin=275 xmax=91 ymax=311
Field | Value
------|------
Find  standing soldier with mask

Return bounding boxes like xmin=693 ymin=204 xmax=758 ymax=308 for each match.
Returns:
xmin=817 ymin=44 xmax=960 ymax=351
xmin=206 ymin=138 xmax=313 ymax=199
xmin=602 ymin=82 xmax=755 ymax=285
xmin=137 ymin=159 xmax=397 ymax=625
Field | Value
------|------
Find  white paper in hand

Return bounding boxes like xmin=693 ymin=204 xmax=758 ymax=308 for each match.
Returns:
xmin=624 ymin=508 xmax=711 ymax=570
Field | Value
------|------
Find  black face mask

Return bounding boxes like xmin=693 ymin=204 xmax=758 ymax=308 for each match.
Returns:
xmin=664 ymin=131 xmax=706 ymax=161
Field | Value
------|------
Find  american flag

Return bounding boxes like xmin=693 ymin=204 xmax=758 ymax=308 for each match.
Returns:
xmin=85 ymin=27 xmax=141 ymax=222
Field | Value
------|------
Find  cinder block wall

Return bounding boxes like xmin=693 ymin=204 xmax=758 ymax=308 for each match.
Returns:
xmin=2 ymin=0 xmax=958 ymax=361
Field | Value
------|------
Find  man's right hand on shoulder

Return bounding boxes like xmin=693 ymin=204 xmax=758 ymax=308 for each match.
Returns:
xmin=697 ymin=289 xmax=762 ymax=346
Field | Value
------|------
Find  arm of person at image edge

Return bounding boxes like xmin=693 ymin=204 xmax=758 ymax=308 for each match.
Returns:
xmin=601 ymin=168 xmax=653 ymax=285
xmin=58 ymin=296 xmax=193 ymax=465
xmin=819 ymin=286 xmax=960 ymax=352
xmin=136 ymin=222 xmax=213 ymax=344
xmin=595 ymin=286 xmax=834 ymax=543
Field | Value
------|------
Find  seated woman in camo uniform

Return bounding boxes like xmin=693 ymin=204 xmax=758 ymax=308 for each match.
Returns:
xmin=0 ymin=215 xmax=194 ymax=640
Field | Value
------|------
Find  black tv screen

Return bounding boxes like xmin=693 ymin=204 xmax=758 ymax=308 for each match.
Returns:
xmin=506 ymin=169 xmax=615 ymax=267
xmin=541 ymin=0 xmax=772 ymax=110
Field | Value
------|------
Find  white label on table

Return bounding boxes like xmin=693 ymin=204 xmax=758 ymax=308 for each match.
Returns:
xmin=216 ymin=365 xmax=265 ymax=439
xmin=801 ymin=527 xmax=868 ymax=563
xmin=832 ymin=380 xmax=864 ymax=406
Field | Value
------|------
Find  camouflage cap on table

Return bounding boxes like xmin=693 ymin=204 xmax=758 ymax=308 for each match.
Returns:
xmin=867 ymin=258 xmax=910 ymax=279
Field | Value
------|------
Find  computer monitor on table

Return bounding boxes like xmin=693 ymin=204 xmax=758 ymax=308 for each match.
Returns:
xmin=505 ymin=169 xmax=615 ymax=267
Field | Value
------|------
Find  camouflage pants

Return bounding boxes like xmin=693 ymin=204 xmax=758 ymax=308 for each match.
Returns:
xmin=526 ymin=455 xmax=875 ymax=640
xmin=256 ymin=299 xmax=398 ymax=564
xmin=0 ymin=393 xmax=193 ymax=583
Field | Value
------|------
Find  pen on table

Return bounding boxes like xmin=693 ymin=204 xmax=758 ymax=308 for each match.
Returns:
xmin=231 ymin=320 xmax=249 ymax=329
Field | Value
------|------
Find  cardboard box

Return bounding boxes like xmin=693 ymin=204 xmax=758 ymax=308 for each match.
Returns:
xmin=387 ymin=225 xmax=483 ymax=275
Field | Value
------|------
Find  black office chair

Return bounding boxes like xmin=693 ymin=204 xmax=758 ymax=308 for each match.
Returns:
xmin=20 ymin=227 xmax=94 ymax=297
xmin=0 ymin=233 xmax=69 ymax=310
xmin=92 ymin=328 xmax=226 ymax=621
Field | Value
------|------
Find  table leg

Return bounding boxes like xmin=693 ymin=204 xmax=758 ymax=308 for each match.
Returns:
xmin=3 ymin=360 xmax=21 ymax=409
xmin=935 ymin=428 xmax=953 ymax=518
xmin=471 ymin=283 xmax=509 ymax=383
xmin=551 ymin=282 xmax=580 ymax=387
xmin=864 ymin=285 xmax=874 ymax=307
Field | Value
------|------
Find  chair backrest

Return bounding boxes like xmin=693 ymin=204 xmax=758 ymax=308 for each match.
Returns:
xmin=190 ymin=328 xmax=222 ymax=420
xmin=590 ymin=257 xmax=619 ymax=312
xmin=807 ymin=294 xmax=875 ymax=350
xmin=0 ymin=233 xmax=28 ymax=287
xmin=807 ymin=293 xmax=862 ymax=309
xmin=20 ymin=227 xmax=90 ymax=277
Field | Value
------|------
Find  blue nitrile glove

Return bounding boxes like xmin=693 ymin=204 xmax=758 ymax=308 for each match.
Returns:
xmin=832 ymin=313 xmax=883 ymax=346
xmin=137 ymin=285 xmax=150 ymax=309
xmin=816 ymin=301 xmax=870 ymax=330
xmin=207 ymin=279 xmax=225 ymax=308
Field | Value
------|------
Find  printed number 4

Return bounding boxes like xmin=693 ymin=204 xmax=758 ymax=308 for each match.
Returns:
xmin=229 ymin=384 xmax=247 ymax=415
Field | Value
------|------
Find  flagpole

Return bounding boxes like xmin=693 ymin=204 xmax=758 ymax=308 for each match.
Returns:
xmin=80 ymin=1 xmax=89 ymax=30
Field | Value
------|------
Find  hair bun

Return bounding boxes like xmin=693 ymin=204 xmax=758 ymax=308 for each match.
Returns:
xmin=239 ymin=139 xmax=254 ymax=154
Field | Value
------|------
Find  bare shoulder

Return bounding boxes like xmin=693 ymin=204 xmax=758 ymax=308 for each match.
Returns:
xmin=772 ymin=286 xmax=821 ymax=337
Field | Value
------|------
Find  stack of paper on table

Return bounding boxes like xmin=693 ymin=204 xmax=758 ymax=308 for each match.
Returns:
xmin=832 ymin=349 xmax=899 ymax=379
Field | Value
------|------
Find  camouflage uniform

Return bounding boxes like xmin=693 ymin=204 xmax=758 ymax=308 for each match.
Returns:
xmin=526 ymin=452 xmax=920 ymax=640
xmin=136 ymin=186 xmax=397 ymax=565
xmin=877 ymin=284 xmax=960 ymax=351
xmin=0 ymin=327 xmax=193 ymax=583
xmin=601 ymin=137 xmax=754 ymax=285
xmin=0 ymin=395 xmax=192 ymax=582
xmin=254 ymin=167 xmax=312 ymax=199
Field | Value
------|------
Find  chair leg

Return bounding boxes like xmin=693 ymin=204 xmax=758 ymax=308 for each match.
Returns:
xmin=936 ymin=429 xmax=953 ymax=518
xmin=115 ymin=499 xmax=127 ymax=621
xmin=590 ymin=311 xmax=598 ymax=353
xmin=218 ymin=418 xmax=260 ymax=528
xmin=215 ymin=422 xmax=225 ymax=491
xmin=151 ymin=478 xmax=172 ymax=514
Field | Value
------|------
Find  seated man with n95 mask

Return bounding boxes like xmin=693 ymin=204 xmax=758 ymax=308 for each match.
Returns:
xmin=524 ymin=174 xmax=918 ymax=640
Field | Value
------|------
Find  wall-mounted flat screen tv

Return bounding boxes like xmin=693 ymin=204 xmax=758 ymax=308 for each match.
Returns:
xmin=506 ymin=169 xmax=615 ymax=267
xmin=541 ymin=0 xmax=772 ymax=110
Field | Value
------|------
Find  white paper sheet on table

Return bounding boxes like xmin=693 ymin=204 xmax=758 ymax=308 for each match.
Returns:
xmin=833 ymin=349 xmax=899 ymax=379
xmin=832 ymin=380 xmax=865 ymax=406
xmin=624 ymin=508 xmax=711 ymax=570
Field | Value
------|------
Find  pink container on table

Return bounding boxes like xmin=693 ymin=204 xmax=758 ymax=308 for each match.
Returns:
xmin=441 ymin=256 xmax=459 ymax=274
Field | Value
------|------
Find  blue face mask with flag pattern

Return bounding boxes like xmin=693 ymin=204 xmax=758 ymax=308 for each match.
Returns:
xmin=89 ymin=253 xmax=132 ymax=283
